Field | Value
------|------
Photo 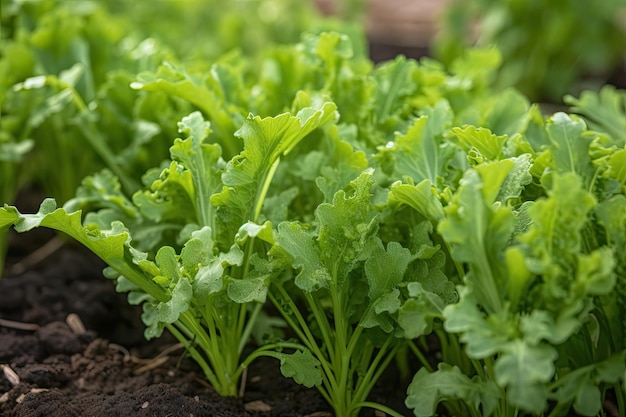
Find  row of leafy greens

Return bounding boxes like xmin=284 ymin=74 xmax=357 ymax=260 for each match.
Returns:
xmin=2 ymin=3 xmax=626 ymax=417
xmin=0 ymin=0 xmax=362 ymax=274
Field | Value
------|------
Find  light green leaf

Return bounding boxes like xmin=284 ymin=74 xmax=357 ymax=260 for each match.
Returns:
xmin=443 ymin=286 xmax=512 ymax=358
xmin=278 ymin=349 xmax=323 ymax=388
xmin=383 ymin=101 xmax=455 ymax=189
xmin=565 ymin=85 xmax=626 ymax=146
xmin=276 ymin=222 xmax=330 ymax=293
xmin=388 ymin=179 xmax=445 ymax=224
xmin=0 ymin=205 xmax=19 ymax=229
xmin=227 ymin=275 xmax=269 ymax=303
xmin=132 ymin=161 xmax=197 ymax=224
xmin=171 ymin=111 xmax=224 ymax=228
xmin=315 ymin=170 xmax=379 ymax=288
xmin=517 ymin=172 xmax=597 ymax=309
xmin=545 ymin=112 xmax=594 ymax=182
xmin=212 ymin=100 xmax=337 ymax=248
xmin=156 ymin=275 xmax=192 ymax=324
xmin=154 ymin=246 xmax=181 ymax=285
xmin=399 ymin=283 xmax=445 ymax=339
xmin=605 ymin=149 xmax=626 ymax=184
xmin=365 ymin=241 xmax=412 ymax=300
xmin=406 ymin=364 xmax=500 ymax=417
xmin=494 ymin=340 xmax=557 ymax=413
xmin=180 ymin=227 xmax=215 ymax=277
xmin=452 ymin=125 xmax=507 ymax=161
xmin=194 ymin=260 xmax=226 ymax=300
xmin=439 ymin=162 xmax=515 ymax=314
xmin=494 ymin=154 xmax=533 ymax=204
xmin=372 ymin=55 xmax=417 ymax=124
xmin=573 ymin=380 xmax=602 ymax=416
xmin=132 ymin=61 xmax=240 ymax=157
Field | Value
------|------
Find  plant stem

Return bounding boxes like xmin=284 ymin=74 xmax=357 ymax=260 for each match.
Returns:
xmin=238 ymin=302 xmax=263 ymax=355
xmin=165 ymin=322 xmax=219 ymax=390
xmin=407 ymin=339 xmax=434 ymax=372
xmin=354 ymin=401 xmax=405 ymax=417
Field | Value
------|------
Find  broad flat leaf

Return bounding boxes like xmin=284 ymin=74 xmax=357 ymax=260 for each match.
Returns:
xmin=372 ymin=55 xmax=417 ymax=124
xmin=156 ymin=274 xmax=192 ymax=324
xmin=383 ymin=101 xmax=455 ymax=189
xmin=227 ymin=275 xmax=269 ymax=303
xmin=194 ymin=259 xmax=226 ymax=301
xmin=545 ymin=112 xmax=594 ymax=183
xmin=276 ymin=222 xmax=331 ymax=293
xmin=278 ymin=349 xmax=322 ymax=388
xmin=574 ymin=380 xmax=602 ymax=416
xmin=0 ymin=205 xmax=19 ymax=228
xmin=405 ymin=364 xmax=500 ymax=417
xmin=154 ymin=246 xmax=181 ymax=285
xmin=554 ymin=351 xmax=626 ymax=415
xmin=443 ymin=286 xmax=512 ymax=358
xmin=315 ymin=125 xmax=369 ymax=203
xmin=483 ymin=88 xmax=530 ymax=137
xmin=388 ymin=179 xmax=444 ymax=224
xmin=399 ymin=283 xmax=445 ymax=339
xmin=365 ymin=241 xmax=412 ymax=300
xmin=494 ymin=154 xmax=533 ymax=204
xmin=438 ymin=163 xmax=515 ymax=314
xmin=315 ymin=171 xmax=379 ymax=288
xmin=362 ymin=288 xmax=401 ymax=332
xmin=180 ymin=227 xmax=215 ymax=277
xmin=494 ymin=340 xmax=557 ymax=414
xmin=452 ymin=125 xmax=506 ymax=161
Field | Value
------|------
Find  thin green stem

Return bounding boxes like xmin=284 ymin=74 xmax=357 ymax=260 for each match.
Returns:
xmin=352 ymin=336 xmax=397 ymax=406
xmin=165 ymin=322 xmax=219 ymax=390
xmin=179 ymin=309 xmax=230 ymax=390
xmin=268 ymin=285 xmax=335 ymax=381
xmin=268 ymin=285 xmax=338 ymax=405
xmin=253 ymin=158 xmax=280 ymax=223
xmin=354 ymin=401 xmax=405 ymax=417
xmin=331 ymin=288 xmax=351 ymax=413
xmin=306 ymin=291 xmax=337 ymax=361
xmin=238 ymin=302 xmax=263 ymax=355
xmin=408 ymin=339 xmax=434 ymax=372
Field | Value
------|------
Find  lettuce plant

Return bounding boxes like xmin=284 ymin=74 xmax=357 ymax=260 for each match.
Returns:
xmin=2 ymin=13 xmax=626 ymax=415
xmin=0 ymin=101 xmax=337 ymax=396
xmin=400 ymin=107 xmax=626 ymax=416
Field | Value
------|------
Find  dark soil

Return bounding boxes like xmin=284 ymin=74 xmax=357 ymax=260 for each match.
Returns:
xmin=0 ymin=229 xmax=412 ymax=417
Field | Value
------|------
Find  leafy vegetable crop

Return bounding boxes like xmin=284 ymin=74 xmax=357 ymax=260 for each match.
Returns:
xmin=434 ymin=0 xmax=626 ymax=102
xmin=2 ymin=2 xmax=626 ymax=416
